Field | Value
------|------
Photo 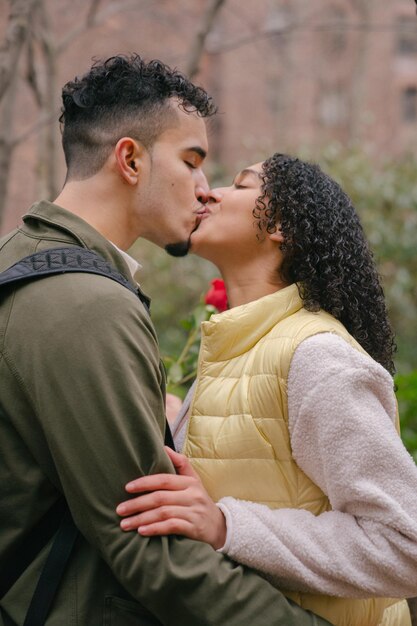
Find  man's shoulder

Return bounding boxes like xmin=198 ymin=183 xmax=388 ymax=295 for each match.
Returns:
xmin=0 ymin=219 xmax=75 ymax=271
xmin=12 ymin=269 xmax=147 ymax=323
xmin=1 ymin=256 xmax=154 ymax=351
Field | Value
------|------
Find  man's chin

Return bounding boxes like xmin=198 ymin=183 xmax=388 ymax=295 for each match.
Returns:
xmin=164 ymin=239 xmax=191 ymax=257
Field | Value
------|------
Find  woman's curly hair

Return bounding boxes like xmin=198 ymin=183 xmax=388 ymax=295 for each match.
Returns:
xmin=254 ymin=153 xmax=396 ymax=375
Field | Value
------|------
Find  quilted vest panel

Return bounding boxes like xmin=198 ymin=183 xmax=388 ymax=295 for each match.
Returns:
xmin=183 ymin=285 xmax=405 ymax=626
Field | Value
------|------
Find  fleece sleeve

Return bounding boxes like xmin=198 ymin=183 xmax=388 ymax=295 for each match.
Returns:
xmin=217 ymin=333 xmax=417 ymax=598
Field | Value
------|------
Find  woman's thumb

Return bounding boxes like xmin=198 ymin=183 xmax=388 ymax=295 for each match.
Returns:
xmin=164 ymin=445 xmax=198 ymax=478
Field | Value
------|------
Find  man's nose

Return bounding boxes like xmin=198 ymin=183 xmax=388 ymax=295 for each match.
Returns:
xmin=195 ymin=171 xmax=210 ymax=204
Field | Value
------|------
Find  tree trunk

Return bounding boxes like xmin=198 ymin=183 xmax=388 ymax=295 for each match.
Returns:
xmin=185 ymin=0 xmax=227 ymax=79
xmin=0 ymin=68 xmax=19 ymax=230
xmin=348 ymin=0 xmax=372 ymax=144
xmin=32 ymin=0 xmax=59 ymax=201
xmin=0 ymin=0 xmax=38 ymax=103
xmin=41 ymin=33 xmax=59 ymax=199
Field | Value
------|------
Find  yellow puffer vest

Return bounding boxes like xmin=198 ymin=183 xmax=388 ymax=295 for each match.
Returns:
xmin=183 ymin=284 xmax=409 ymax=626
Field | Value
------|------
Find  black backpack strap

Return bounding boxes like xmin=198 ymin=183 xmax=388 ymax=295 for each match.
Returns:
xmin=0 ymin=496 xmax=67 ymax=600
xmin=164 ymin=419 xmax=175 ymax=450
xmin=1 ymin=427 xmax=175 ymax=625
xmin=23 ymin=505 xmax=78 ymax=626
xmin=0 ymin=245 xmax=173 ymax=623
xmin=0 ymin=246 xmax=135 ymax=291
xmin=19 ymin=422 xmax=174 ymax=626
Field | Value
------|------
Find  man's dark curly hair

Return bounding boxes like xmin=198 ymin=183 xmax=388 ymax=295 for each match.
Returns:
xmin=254 ymin=153 xmax=396 ymax=375
xmin=60 ymin=54 xmax=216 ymax=180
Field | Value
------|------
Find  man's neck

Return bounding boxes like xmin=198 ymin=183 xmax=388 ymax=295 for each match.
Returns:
xmin=54 ymin=180 xmax=135 ymax=251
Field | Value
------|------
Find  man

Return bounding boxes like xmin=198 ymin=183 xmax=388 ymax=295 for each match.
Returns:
xmin=0 ymin=55 xmax=330 ymax=625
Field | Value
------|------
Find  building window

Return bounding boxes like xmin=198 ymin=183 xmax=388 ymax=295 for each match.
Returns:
xmin=321 ymin=6 xmax=347 ymax=56
xmin=267 ymin=74 xmax=284 ymax=114
xmin=402 ymin=87 xmax=417 ymax=122
xmin=318 ymin=90 xmax=347 ymax=127
xmin=265 ymin=1 xmax=294 ymax=50
xmin=396 ymin=16 xmax=417 ymax=55
xmin=265 ymin=2 xmax=294 ymax=33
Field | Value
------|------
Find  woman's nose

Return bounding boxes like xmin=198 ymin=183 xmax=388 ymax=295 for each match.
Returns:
xmin=207 ymin=188 xmax=223 ymax=205
xmin=195 ymin=171 xmax=210 ymax=204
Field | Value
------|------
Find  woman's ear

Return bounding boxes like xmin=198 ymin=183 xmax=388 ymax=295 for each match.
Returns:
xmin=268 ymin=225 xmax=284 ymax=244
xmin=114 ymin=137 xmax=144 ymax=185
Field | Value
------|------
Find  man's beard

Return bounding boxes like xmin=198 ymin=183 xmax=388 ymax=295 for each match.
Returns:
xmin=164 ymin=238 xmax=191 ymax=257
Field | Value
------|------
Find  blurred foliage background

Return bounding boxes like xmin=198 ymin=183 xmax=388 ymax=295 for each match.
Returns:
xmin=317 ymin=146 xmax=417 ymax=459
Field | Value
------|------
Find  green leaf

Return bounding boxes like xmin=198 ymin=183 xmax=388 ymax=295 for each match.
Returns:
xmin=168 ymin=362 xmax=183 ymax=384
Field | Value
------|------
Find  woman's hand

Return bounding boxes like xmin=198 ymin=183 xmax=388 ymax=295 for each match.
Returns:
xmin=116 ymin=446 xmax=227 ymax=550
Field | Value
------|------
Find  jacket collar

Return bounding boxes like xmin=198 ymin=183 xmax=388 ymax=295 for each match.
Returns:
xmin=200 ymin=283 xmax=303 ymax=362
xmin=22 ymin=201 xmax=142 ymax=289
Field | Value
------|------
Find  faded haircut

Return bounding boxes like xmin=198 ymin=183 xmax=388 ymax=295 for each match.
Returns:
xmin=60 ymin=54 xmax=216 ymax=180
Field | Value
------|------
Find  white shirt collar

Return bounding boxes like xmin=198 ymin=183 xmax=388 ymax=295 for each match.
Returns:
xmin=109 ymin=242 xmax=142 ymax=282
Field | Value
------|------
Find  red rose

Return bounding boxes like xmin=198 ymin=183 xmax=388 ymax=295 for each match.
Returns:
xmin=204 ymin=278 xmax=228 ymax=312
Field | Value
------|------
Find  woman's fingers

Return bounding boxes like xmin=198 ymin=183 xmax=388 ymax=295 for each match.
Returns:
xmin=120 ymin=505 xmax=190 ymax=531
xmin=138 ymin=519 xmax=196 ymax=539
xmin=117 ymin=487 xmax=192 ymax=517
xmin=124 ymin=472 xmax=192 ymax=494
xmin=124 ymin=449 xmax=201 ymax=494
xmin=117 ymin=487 xmax=227 ymax=549
xmin=117 ymin=450 xmax=227 ymax=549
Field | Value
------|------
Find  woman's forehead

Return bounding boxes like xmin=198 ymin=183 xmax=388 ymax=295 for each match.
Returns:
xmin=248 ymin=161 xmax=263 ymax=172
xmin=235 ymin=162 xmax=263 ymax=180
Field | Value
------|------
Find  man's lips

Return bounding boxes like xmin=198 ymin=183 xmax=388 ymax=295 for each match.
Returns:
xmin=195 ymin=205 xmax=211 ymax=217
xmin=193 ymin=207 xmax=211 ymax=230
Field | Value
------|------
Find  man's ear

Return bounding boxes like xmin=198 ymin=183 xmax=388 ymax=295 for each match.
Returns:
xmin=114 ymin=137 xmax=145 ymax=185
xmin=268 ymin=225 xmax=284 ymax=244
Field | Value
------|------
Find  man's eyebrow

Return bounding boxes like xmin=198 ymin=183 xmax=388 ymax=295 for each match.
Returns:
xmin=186 ymin=146 xmax=207 ymax=160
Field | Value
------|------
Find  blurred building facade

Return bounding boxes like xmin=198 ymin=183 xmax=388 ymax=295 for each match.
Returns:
xmin=0 ymin=0 xmax=416 ymax=230
xmin=204 ymin=0 xmax=417 ymax=170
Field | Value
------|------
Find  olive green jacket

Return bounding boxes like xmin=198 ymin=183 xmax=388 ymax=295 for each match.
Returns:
xmin=0 ymin=201 xmax=331 ymax=626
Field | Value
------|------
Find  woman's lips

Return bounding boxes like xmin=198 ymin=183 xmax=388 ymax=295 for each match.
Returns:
xmin=193 ymin=207 xmax=212 ymax=229
xmin=196 ymin=206 xmax=211 ymax=217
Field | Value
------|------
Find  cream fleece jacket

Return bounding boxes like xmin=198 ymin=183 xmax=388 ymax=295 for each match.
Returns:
xmin=172 ymin=333 xmax=417 ymax=598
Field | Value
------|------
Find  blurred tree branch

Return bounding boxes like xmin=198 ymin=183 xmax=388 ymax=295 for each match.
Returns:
xmin=209 ymin=19 xmax=416 ymax=56
xmin=16 ymin=0 xmax=145 ymax=149
xmin=0 ymin=0 xmax=39 ymax=103
xmin=0 ymin=0 xmax=151 ymax=227
xmin=31 ymin=0 xmax=59 ymax=200
xmin=348 ymin=0 xmax=371 ymax=144
xmin=56 ymin=0 xmax=148 ymax=55
xmin=185 ymin=0 xmax=226 ymax=79
xmin=0 ymin=67 xmax=18 ymax=221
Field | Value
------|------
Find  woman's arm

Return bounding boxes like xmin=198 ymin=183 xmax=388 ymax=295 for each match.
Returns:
xmin=215 ymin=334 xmax=417 ymax=598
xmin=117 ymin=333 xmax=417 ymax=597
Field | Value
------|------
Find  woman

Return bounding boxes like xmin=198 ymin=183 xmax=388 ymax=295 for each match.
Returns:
xmin=117 ymin=154 xmax=417 ymax=626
